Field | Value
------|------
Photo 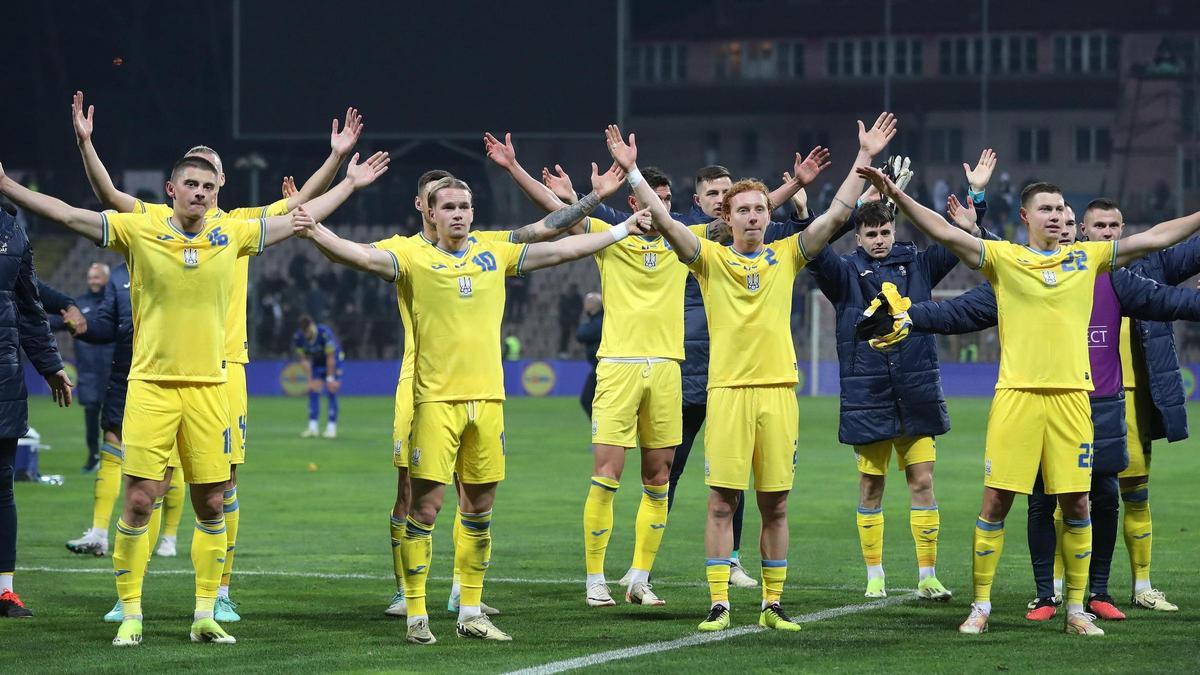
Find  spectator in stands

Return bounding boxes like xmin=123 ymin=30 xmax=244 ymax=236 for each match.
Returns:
xmin=557 ymin=283 xmax=583 ymax=357
xmin=576 ymin=291 xmax=602 ymax=420
xmin=504 ymin=334 xmax=522 ymax=361
xmin=305 ymin=277 xmax=329 ymax=322
xmin=507 ymin=274 xmax=530 ymax=324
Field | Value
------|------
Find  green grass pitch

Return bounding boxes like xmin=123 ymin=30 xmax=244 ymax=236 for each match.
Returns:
xmin=8 ymin=395 xmax=1200 ymax=673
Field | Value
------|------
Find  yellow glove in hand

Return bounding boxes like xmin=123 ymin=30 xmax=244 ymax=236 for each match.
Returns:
xmin=869 ymin=313 xmax=911 ymax=351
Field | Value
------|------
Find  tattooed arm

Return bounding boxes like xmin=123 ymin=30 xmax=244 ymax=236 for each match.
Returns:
xmin=508 ymin=163 xmax=624 ymax=244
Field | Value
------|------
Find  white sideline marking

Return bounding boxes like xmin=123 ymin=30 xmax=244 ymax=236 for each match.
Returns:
xmin=505 ymin=594 xmax=918 ymax=675
xmin=17 ymin=566 xmax=894 ymax=592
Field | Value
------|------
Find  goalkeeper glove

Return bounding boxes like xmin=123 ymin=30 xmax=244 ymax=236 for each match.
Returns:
xmin=880 ymin=156 xmax=914 ymax=217
xmin=855 ymin=282 xmax=913 ymax=350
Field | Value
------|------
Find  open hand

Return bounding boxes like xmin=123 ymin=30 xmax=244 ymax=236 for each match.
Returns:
xmin=72 ymin=91 xmax=94 ymax=144
xmin=793 ymin=146 xmax=832 ymax=187
xmin=858 ymin=112 xmax=898 ymax=156
xmin=946 ymin=194 xmax=979 ymax=234
xmin=484 ymin=132 xmax=517 ymax=169
xmin=605 ymin=124 xmax=637 ymax=170
xmin=855 ymin=165 xmax=898 ymax=199
xmin=542 ymin=164 xmax=576 ymax=203
xmin=345 ymin=151 xmax=390 ymax=189
xmin=281 ymin=175 xmax=298 ymax=198
xmin=963 ymin=148 xmax=997 ymax=192
xmin=331 ymin=107 xmax=363 ymax=158
xmin=590 ymin=161 xmax=626 ymax=199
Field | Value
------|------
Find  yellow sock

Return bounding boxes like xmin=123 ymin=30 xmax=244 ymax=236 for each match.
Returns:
xmin=856 ymin=506 xmax=884 ymax=567
xmin=192 ymin=516 xmax=227 ymax=616
xmin=761 ymin=560 xmax=786 ymax=605
xmin=112 ymin=518 xmax=149 ymax=618
xmin=162 ymin=470 xmax=185 ymax=538
xmin=390 ymin=515 xmax=406 ymax=590
xmin=451 ymin=505 xmax=463 ymax=589
xmin=1122 ymin=483 xmax=1152 ymax=585
xmin=972 ymin=517 xmax=1005 ymax=604
xmin=220 ymin=487 xmax=239 ymax=588
xmin=910 ymin=505 xmax=939 ymax=569
xmin=1052 ymin=505 xmax=1065 ymax=583
xmin=401 ymin=516 xmax=434 ymax=617
xmin=146 ymin=497 xmax=164 ymax=560
xmin=91 ymin=448 xmax=122 ymax=531
xmin=632 ymin=483 xmax=669 ymax=572
xmin=455 ymin=510 xmax=493 ymax=608
xmin=706 ymin=559 xmax=731 ymax=605
xmin=584 ymin=477 xmax=619 ymax=577
xmin=1061 ymin=516 xmax=1092 ymax=609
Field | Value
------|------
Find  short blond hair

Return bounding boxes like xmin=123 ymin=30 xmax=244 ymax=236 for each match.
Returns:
xmin=426 ymin=177 xmax=473 ymax=207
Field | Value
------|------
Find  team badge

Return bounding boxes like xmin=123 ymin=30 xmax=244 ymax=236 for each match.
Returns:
xmin=1042 ymin=270 xmax=1057 ymax=286
xmin=458 ymin=275 xmax=473 ymax=297
xmin=183 ymin=248 xmax=199 ymax=266
xmin=704 ymin=458 xmax=711 ymax=477
xmin=746 ymin=272 xmax=761 ymax=292
xmin=643 ymin=252 xmax=657 ymax=270
xmin=393 ymin=440 xmax=404 ymax=457
xmin=411 ymin=448 xmax=422 ymax=467
xmin=984 ymin=458 xmax=992 ymax=476
xmin=591 ymin=420 xmax=598 ymax=437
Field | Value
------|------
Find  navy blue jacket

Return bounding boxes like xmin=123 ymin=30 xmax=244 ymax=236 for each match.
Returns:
xmin=576 ymin=309 xmax=603 ymax=366
xmin=46 ymin=286 xmax=114 ymax=406
xmin=37 ymin=280 xmax=75 ymax=315
xmin=907 ymin=265 xmax=1200 ymax=445
xmin=75 ymin=264 xmax=134 ymax=384
xmin=0 ymin=210 xmax=64 ymax=438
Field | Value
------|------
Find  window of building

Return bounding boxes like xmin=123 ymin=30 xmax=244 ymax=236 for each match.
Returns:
xmin=827 ymin=38 xmax=921 ymax=77
xmin=630 ymin=43 xmax=688 ymax=82
xmin=940 ymin=34 xmax=1036 ymax=75
xmin=1075 ymin=127 xmax=1112 ymax=163
xmin=1018 ymin=128 xmax=1052 ymax=163
xmin=1054 ymin=33 xmax=1119 ymax=74
xmin=928 ymin=128 xmax=964 ymax=163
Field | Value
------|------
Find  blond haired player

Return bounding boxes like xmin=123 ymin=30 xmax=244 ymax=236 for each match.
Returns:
xmin=605 ymin=113 xmax=896 ymax=632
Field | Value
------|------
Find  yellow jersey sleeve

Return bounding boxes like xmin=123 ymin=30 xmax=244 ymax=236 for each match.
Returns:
xmin=495 ymin=241 xmax=529 ymax=276
xmin=472 ymin=229 xmax=515 ymax=243
xmin=133 ymin=200 xmax=172 ymax=218
xmin=100 ymin=211 xmax=152 ymax=255
xmin=1078 ymin=240 xmax=1116 ymax=273
xmin=222 ymin=217 xmax=267 ymax=257
xmin=226 ymin=199 xmax=290 ymax=220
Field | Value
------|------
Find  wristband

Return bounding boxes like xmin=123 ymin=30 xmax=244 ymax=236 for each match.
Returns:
xmin=609 ymin=222 xmax=630 ymax=242
xmin=325 ymin=375 xmax=336 ymax=383
xmin=968 ymin=189 xmax=985 ymax=203
xmin=626 ymin=168 xmax=643 ymax=188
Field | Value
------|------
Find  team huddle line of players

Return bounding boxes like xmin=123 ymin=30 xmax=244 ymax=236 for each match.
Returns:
xmin=0 ymin=90 xmax=1195 ymax=645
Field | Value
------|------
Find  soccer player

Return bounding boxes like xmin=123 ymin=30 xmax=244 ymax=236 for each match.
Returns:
xmin=806 ymin=150 xmax=996 ymax=601
xmin=293 ymin=166 xmax=642 ymax=644
xmin=605 ymin=113 xmax=897 ymax=631
xmin=0 ymin=147 xmax=388 ymax=646
xmin=71 ymin=91 xmax=367 ymax=622
xmin=293 ymin=316 xmax=344 ymax=439
xmin=857 ymin=165 xmax=1200 ymax=636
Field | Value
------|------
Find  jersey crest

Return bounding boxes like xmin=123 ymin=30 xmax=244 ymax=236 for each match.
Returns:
xmin=458 ymin=275 xmax=473 ymax=297
xmin=644 ymin=252 xmax=658 ymax=270
xmin=747 ymin=271 xmax=761 ymax=292
xmin=183 ymin=247 xmax=199 ymax=266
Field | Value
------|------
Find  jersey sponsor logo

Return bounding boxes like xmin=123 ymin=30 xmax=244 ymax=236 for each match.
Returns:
xmin=859 ymin=270 xmax=874 ymax=277
xmin=644 ymin=252 xmax=658 ymax=269
xmin=457 ymin=275 xmax=473 ymax=297
xmin=183 ymin=247 xmax=200 ymax=266
xmin=431 ymin=263 xmax=448 ymax=270
xmin=747 ymin=272 xmax=761 ymax=292
xmin=1042 ymin=270 xmax=1057 ymax=286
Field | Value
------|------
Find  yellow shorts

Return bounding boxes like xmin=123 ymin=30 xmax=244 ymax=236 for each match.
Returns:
xmin=984 ymin=388 xmax=1092 ymax=495
xmin=1119 ymin=388 xmax=1153 ymax=478
xmin=392 ymin=377 xmax=415 ymax=469
xmin=167 ymin=444 xmax=182 ymax=470
xmin=703 ymin=385 xmax=798 ymax=492
xmin=122 ymin=380 xmax=232 ymax=485
xmin=854 ymin=436 xmax=936 ymax=476
xmin=591 ymin=359 xmax=682 ymax=449
xmin=409 ymin=400 xmax=505 ymax=485
xmin=227 ymin=362 xmax=248 ymax=465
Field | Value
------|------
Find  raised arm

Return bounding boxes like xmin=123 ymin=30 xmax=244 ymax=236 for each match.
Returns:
xmin=509 ymin=162 xmax=625 ymax=244
xmin=767 ymin=146 xmax=833 ymax=209
xmin=292 ymin=207 xmax=398 ymax=281
xmin=799 ymin=112 xmax=897 ymax=257
xmin=71 ymin=91 xmax=138 ymax=213
xmin=604 ymin=124 xmax=700 ymax=261
xmin=0 ymin=164 xmax=104 ymax=242
xmin=859 ymin=165 xmax=983 ymax=266
xmin=485 ymin=132 xmax=568 ymax=213
xmin=542 ymin=165 xmax=578 ymax=205
xmin=522 ymin=209 xmax=652 ymax=272
xmin=261 ymin=151 xmax=390 ymax=246
xmin=1117 ymin=211 xmax=1200 ymax=268
xmin=284 ymin=107 xmax=363 ymax=210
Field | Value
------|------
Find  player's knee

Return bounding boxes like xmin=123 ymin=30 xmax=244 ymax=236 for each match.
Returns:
xmin=409 ymin=501 xmax=439 ymax=527
xmin=642 ymin=463 xmax=671 ymax=487
xmin=707 ymin=490 xmax=738 ymax=520
xmin=757 ymin=494 xmax=789 ymax=522
xmin=858 ymin=474 xmax=885 ymax=506
xmin=124 ymin=488 xmax=156 ymax=518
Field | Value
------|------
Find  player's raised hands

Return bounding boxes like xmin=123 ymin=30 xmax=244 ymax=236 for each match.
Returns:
xmin=605 ymin=125 xmax=637 ymax=171
xmin=946 ymin=194 xmax=980 ymax=235
xmin=344 ymin=151 xmax=390 ymax=189
xmin=484 ymin=132 xmax=517 ymax=169
xmin=623 ymin=207 xmax=653 ymax=236
xmin=793 ymin=146 xmax=832 ymax=187
xmin=590 ymin=162 xmax=626 ymax=199
xmin=963 ymin=148 xmax=997 ymax=192
xmin=331 ymin=107 xmax=363 ymax=158
xmin=856 ymin=165 xmax=899 ymax=199
xmin=281 ymin=175 xmax=298 ymax=198
xmin=72 ymin=91 xmax=94 ymax=144
xmin=292 ymin=206 xmax=318 ymax=239
xmin=858 ymin=112 xmax=898 ymax=156
xmin=543 ymin=164 xmax=576 ymax=203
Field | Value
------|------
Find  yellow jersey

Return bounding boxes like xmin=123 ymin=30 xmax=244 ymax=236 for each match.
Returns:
xmin=100 ymin=209 xmax=265 ymax=382
xmin=380 ymin=235 xmax=525 ymax=402
xmin=372 ymin=229 xmax=514 ymax=381
xmin=976 ymin=239 xmax=1117 ymax=390
xmin=687 ymin=234 xmax=810 ymax=388
xmin=584 ymin=218 xmax=709 ymax=360
xmin=135 ymin=198 xmax=289 ymax=364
